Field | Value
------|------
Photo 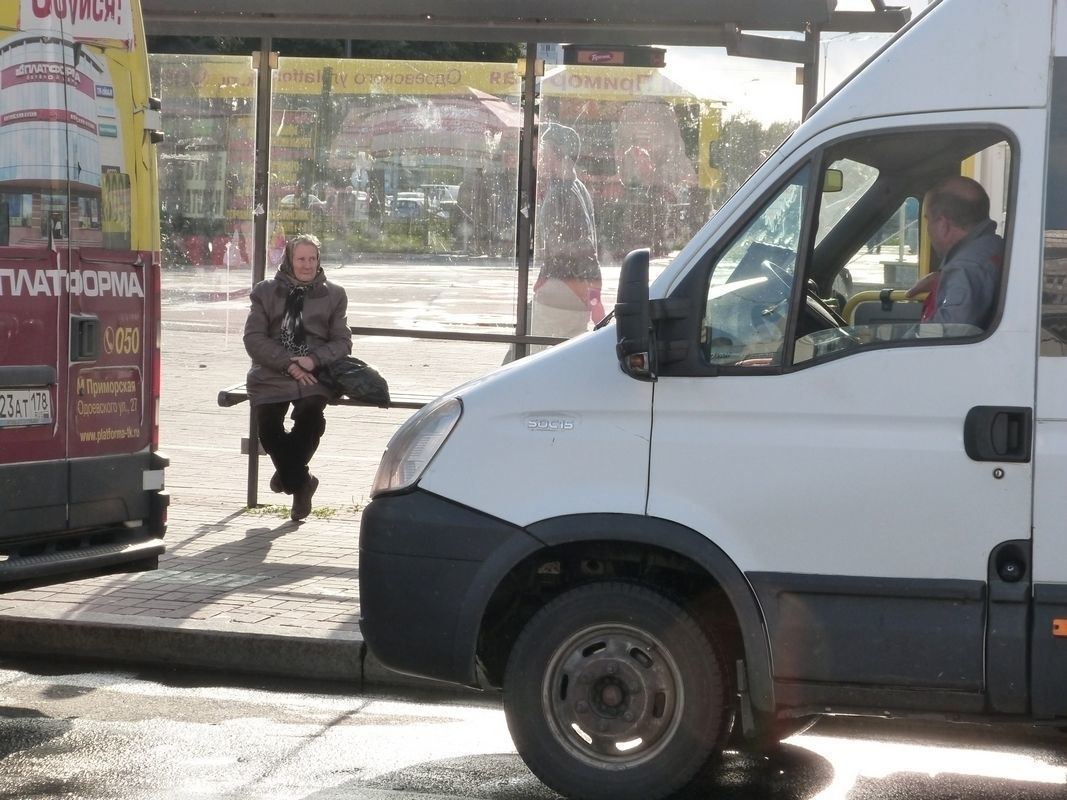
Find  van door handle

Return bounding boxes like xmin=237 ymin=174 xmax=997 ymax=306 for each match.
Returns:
xmin=964 ymin=406 xmax=1032 ymax=463
xmin=70 ymin=315 xmax=99 ymax=362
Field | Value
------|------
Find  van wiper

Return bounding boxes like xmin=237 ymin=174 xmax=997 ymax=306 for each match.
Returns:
xmin=594 ymin=310 xmax=615 ymax=330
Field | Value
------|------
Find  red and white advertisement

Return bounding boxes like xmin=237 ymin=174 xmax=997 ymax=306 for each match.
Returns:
xmin=18 ymin=0 xmax=133 ymax=47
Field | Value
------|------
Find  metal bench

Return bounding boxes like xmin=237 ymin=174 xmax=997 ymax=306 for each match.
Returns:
xmin=217 ymin=382 xmax=433 ymax=506
xmin=216 ymin=383 xmax=432 ymax=410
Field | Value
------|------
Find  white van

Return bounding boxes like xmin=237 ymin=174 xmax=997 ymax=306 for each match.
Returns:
xmin=360 ymin=2 xmax=1067 ymax=798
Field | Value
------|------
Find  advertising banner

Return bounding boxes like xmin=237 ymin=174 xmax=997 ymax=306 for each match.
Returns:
xmin=18 ymin=0 xmax=134 ymax=48
xmin=1 ymin=1 xmax=140 ymax=247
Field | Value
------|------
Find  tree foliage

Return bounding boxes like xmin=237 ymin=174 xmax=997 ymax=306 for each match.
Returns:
xmin=710 ymin=114 xmax=798 ymax=207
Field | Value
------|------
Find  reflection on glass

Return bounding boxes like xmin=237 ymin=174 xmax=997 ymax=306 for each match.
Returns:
xmin=149 ymin=55 xmax=750 ymax=356
xmin=151 ymin=55 xmax=257 ymax=270
xmin=270 ymin=58 xmax=521 ymax=267
xmin=530 ymin=123 xmax=603 ymax=349
xmin=0 ymin=32 xmax=106 ymax=248
xmin=701 ymin=166 xmax=810 ymax=368
xmin=1043 ymin=58 xmax=1067 ymax=355
xmin=816 ymin=158 xmax=879 ymax=246
xmin=533 ymin=63 xmax=725 ymax=344
xmin=539 ymin=64 xmax=716 ymax=264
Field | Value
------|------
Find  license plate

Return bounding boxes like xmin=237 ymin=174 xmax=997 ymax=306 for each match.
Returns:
xmin=0 ymin=388 xmax=53 ymax=427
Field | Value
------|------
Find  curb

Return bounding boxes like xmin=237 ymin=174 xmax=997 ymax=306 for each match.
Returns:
xmin=0 ymin=613 xmax=360 ymax=683
xmin=0 ymin=613 xmax=468 ymax=695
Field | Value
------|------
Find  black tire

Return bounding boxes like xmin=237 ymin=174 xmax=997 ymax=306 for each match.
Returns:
xmin=503 ymin=582 xmax=730 ymax=800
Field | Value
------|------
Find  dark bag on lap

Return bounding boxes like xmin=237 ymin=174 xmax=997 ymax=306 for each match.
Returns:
xmin=317 ymin=356 xmax=391 ymax=406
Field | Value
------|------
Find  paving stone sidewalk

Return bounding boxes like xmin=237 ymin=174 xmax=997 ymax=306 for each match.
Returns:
xmin=0 ymin=497 xmax=376 ymax=682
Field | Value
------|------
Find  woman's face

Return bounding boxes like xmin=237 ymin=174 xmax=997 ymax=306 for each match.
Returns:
xmin=290 ymin=242 xmax=319 ymax=283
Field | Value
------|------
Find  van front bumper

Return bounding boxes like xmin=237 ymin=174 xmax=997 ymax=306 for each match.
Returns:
xmin=358 ymin=489 xmax=542 ymax=687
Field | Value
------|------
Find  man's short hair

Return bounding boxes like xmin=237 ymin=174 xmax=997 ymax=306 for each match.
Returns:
xmin=925 ymin=175 xmax=990 ymax=229
xmin=541 ymin=123 xmax=581 ymax=162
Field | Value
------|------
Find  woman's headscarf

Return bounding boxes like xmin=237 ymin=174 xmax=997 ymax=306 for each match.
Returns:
xmin=277 ymin=233 xmax=322 ymax=356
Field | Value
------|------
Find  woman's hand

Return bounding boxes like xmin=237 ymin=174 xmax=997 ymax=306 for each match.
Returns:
xmin=287 ymin=357 xmax=318 ymax=385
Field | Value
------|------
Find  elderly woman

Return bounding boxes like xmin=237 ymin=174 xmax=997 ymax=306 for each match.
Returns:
xmin=243 ymin=233 xmax=351 ymax=520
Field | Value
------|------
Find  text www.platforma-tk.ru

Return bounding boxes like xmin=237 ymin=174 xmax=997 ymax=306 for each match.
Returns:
xmin=78 ymin=426 xmax=141 ymax=443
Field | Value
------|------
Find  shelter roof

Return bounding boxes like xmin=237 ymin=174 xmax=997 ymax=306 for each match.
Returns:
xmin=141 ymin=0 xmax=910 ymax=46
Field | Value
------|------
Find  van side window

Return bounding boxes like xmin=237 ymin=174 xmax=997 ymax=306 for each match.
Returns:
xmin=701 ymin=166 xmax=810 ymax=368
xmin=792 ymin=130 xmax=1011 ymax=365
xmin=1042 ymin=58 xmax=1067 ymax=355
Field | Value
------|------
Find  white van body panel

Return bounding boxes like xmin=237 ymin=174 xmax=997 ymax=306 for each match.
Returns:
xmin=1055 ymin=0 xmax=1067 ymax=54
xmin=650 ymin=336 xmax=1035 ymax=581
xmin=649 ymin=104 xmax=1043 ymax=581
xmin=1036 ymin=0 xmax=1067 ymax=587
xmin=1033 ymin=413 xmax=1067 ymax=583
xmin=808 ymin=1 xmax=1052 ymax=130
xmin=418 ymin=329 xmax=653 ymax=526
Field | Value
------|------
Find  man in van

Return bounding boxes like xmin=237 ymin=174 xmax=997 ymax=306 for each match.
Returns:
xmin=905 ymin=175 xmax=1004 ymax=329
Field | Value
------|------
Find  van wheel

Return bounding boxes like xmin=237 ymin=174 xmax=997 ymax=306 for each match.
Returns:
xmin=503 ymin=582 xmax=730 ymax=800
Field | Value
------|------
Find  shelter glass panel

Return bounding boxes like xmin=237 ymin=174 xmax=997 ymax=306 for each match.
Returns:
xmin=531 ymin=63 xmax=723 ymax=346
xmin=271 ymin=56 xmax=522 ymax=386
xmin=151 ymin=54 xmax=257 ymax=273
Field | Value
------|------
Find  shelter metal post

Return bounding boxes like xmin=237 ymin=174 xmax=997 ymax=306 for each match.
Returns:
xmin=514 ymin=41 xmax=538 ymax=360
xmin=247 ymin=38 xmax=275 ymax=508
xmin=802 ymin=25 xmax=821 ymax=118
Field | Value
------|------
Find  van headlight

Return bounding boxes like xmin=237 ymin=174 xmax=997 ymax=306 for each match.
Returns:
xmin=371 ymin=396 xmax=462 ymax=496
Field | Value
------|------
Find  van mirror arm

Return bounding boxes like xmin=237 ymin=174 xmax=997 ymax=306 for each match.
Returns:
xmin=650 ymin=297 xmax=690 ymax=365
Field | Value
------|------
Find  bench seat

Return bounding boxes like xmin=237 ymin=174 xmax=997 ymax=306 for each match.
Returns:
xmin=216 ymin=383 xmax=432 ymax=410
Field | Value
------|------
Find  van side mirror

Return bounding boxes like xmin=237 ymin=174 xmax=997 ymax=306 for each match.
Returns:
xmin=822 ymin=169 xmax=844 ymax=193
xmin=615 ymin=248 xmax=655 ymax=381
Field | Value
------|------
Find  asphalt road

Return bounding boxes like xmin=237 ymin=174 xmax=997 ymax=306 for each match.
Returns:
xmin=2 ymin=657 xmax=1066 ymax=800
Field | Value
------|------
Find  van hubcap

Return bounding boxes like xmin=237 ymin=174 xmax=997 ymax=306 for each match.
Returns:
xmin=541 ymin=623 xmax=683 ymax=766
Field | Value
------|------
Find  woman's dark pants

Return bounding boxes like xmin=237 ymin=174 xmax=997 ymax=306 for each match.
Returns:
xmin=255 ymin=396 xmax=327 ymax=493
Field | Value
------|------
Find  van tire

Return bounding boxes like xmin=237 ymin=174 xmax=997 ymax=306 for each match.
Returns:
xmin=503 ymin=582 xmax=729 ymax=800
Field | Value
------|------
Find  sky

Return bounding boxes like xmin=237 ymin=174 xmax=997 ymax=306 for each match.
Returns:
xmin=661 ymin=0 xmax=933 ymax=124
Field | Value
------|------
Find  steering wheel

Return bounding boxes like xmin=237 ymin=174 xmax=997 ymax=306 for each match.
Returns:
xmin=806 ymin=284 xmax=849 ymax=328
xmin=800 ymin=283 xmax=864 ymax=353
xmin=759 ymin=259 xmax=792 ymax=293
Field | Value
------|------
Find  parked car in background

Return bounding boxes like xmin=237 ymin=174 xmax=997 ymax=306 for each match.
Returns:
xmin=392 ymin=192 xmax=426 ymax=220
xmin=421 ymin=184 xmax=460 ymax=218
xmin=280 ymin=193 xmax=328 ymax=213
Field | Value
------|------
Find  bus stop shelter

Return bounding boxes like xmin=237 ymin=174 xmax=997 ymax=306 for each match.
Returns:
xmin=140 ymin=0 xmax=911 ymax=504
xmin=142 ymin=0 xmax=912 ymax=306
xmin=144 ymin=1 xmax=910 ymax=111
